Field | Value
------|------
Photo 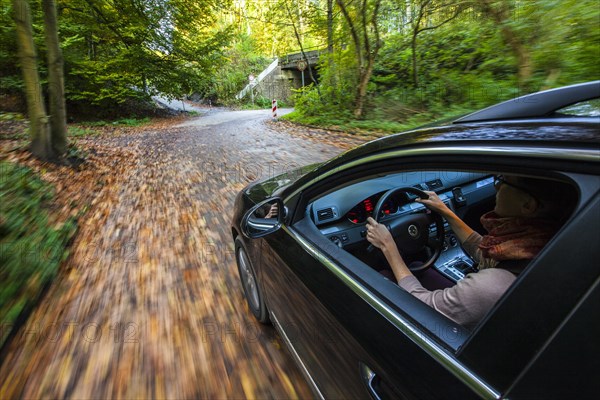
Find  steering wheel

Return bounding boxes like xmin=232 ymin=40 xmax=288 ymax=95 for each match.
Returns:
xmin=370 ymin=187 xmax=445 ymax=272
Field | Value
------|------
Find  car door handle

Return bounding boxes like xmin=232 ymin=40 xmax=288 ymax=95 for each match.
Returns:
xmin=359 ymin=362 xmax=382 ymax=400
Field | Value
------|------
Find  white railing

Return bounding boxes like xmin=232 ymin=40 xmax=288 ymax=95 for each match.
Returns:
xmin=236 ymin=58 xmax=279 ymax=100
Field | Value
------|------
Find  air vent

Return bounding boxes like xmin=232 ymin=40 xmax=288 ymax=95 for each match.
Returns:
xmin=317 ymin=207 xmax=336 ymax=221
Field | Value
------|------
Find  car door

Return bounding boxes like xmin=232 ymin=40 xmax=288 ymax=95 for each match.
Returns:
xmin=255 ymin=167 xmax=498 ymax=398
xmin=505 ymin=277 xmax=600 ymax=398
xmin=255 ymin=149 xmax=599 ymax=399
xmin=258 ymin=222 xmax=481 ymax=399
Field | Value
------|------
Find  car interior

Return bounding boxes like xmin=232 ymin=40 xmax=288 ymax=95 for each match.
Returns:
xmin=306 ymin=170 xmax=575 ymax=291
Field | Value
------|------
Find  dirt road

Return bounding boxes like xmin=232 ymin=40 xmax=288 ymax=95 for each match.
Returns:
xmin=0 ymin=109 xmax=346 ymax=398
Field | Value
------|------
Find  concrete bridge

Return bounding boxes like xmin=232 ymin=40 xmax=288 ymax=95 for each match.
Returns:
xmin=236 ymin=50 xmax=324 ymax=103
xmin=278 ymin=50 xmax=322 ymax=71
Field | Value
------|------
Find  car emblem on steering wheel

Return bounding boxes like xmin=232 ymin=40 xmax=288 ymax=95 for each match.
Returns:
xmin=408 ymin=224 xmax=419 ymax=238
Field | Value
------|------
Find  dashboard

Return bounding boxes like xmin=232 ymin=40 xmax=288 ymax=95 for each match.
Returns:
xmin=310 ymin=171 xmax=497 ymax=283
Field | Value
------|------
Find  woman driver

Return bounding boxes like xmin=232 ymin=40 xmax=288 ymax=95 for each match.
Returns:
xmin=365 ymin=175 xmax=573 ymax=330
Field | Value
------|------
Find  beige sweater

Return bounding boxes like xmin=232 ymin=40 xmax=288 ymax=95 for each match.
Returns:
xmin=398 ymin=232 xmax=516 ymax=330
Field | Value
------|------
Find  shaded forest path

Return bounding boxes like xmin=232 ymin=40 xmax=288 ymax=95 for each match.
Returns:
xmin=0 ymin=109 xmax=362 ymax=398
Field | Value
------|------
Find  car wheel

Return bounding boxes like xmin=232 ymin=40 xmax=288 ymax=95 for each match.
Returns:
xmin=235 ymin=237 xmax=269 ymax=324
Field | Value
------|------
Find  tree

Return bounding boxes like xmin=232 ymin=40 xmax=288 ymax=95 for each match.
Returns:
xmin=12 ymin=0 xmax=67 ymax=160
xmin=12 ymin=0 xmax=52 ymax=159
xmin=477 ymin=0 xmax=533 ymax=87
xmin=327 ymin=0 xmax=334 ymax=55
xmin=55 ymin=0 xmax=231 ymax=108
xmin=406 ymin=0 xmax=466 ymax=87
xmin=284 ymin=2 xmax=320 ymax=89
xmin=336 ymin=0 xmax=383 ymax=118
xmin=43 ymin=0 xmax=67 ymax=156
xmin=224 ymin=0 xmax=301 ymax=57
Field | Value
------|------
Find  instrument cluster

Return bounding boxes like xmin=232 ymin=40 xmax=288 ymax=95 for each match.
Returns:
xmin=345 ymin=192 xmax=408 ymax=224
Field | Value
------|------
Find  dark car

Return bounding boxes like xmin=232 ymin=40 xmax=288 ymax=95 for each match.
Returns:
xmin=231 ymin=81 xmax=600 ymax=399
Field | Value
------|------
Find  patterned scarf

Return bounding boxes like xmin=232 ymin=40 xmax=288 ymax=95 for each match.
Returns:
xmin=478 ymin=211 xmax=559 ymax=261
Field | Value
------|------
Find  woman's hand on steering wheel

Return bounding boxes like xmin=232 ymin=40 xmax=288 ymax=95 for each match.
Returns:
xmin=365 ymin=217 xmax=394 ymax=251
xmin=415 ymin=190 xmax=451 ymax=216
xmin=368 ymin=187 xmax=445 ymax=272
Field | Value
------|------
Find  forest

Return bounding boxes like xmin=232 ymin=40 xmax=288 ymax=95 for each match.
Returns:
xmin=1 ymin=0 xmax=599 ymax=142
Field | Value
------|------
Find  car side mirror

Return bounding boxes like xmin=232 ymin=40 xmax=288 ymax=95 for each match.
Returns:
xmin=242 ymin=198 xmax=285 ymax=239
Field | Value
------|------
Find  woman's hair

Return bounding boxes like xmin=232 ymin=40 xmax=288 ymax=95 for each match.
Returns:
xmin=515 ymin=176 xmax=577 ymax=222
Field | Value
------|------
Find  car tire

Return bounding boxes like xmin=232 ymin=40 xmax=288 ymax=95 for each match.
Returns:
xmin=235 ymin=237 xmax=270 ymax=324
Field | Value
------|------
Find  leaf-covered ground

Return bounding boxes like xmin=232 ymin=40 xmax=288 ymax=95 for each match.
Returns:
xmin=268 ymin=119 xmax=380 ymax=150
xmin=0 ymin=109 xmax=367 ymax=398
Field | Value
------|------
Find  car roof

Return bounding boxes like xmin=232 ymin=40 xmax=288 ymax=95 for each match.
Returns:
xmin=406 ymin=120 xmax=598 ymax=142
xmin=454 ymin=81 xmax=600 ymax=123
xmin=350 ymin=119 xmax=600 ymax=157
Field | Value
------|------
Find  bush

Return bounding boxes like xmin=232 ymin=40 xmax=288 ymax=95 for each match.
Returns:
xmin=0 ymin=162 xmax=76 ymax=346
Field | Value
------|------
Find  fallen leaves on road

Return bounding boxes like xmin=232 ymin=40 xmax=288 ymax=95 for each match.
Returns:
xmin=1 ymin=113 xmax=334 ymax=399
xmin=267 ymin=119 xmax=377 ymax=150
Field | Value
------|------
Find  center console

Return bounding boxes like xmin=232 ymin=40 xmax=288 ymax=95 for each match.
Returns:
xmin=433 ymin=231 xmax=477 ymax=282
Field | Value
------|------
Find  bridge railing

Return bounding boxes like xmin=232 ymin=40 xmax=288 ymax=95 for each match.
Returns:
xmin=279 ymin=50 xmax=324 ymax=67
xmin=236 ymin=58 xmax=279 ymax=100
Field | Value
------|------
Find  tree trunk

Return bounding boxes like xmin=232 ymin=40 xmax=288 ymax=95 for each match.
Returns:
xmin=337 ymin=0 xmax=381 ymax=119
xmin=499 ymin=25 xmax=532 ymax=85
xmin=479 ymin=0 xmax=533 ymax=87
xmin=327 ymin=0 xmax=333 ymax=55
xmin=42 ymin=0 xmax=68 ymax=157
xmin=355 ymin=59 xmax=376 ymax=118
xmin=12 ymin=0 xmax=53 ymax=159
xmin=411 ymin=31 xmax=418 ymax=88
xmin=410 ymin=1 xmax=426 ymax=88
xmin=285 ymin=2 xmax=320 ymax=92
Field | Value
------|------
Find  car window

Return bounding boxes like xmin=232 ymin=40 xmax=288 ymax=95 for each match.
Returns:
xmin=302 ymin=167 xmax=578 ymax=343
xmin=556 ymin=99 xmax=600 ymax=116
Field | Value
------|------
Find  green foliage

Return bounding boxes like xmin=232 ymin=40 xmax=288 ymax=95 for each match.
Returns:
xmin=0 ymin=112 xmax=25 ymax=121
xmin=67 ymin=126 xmax=97 ymax=137
xmin=529 ymin=0 xmax=600 ymax=86
xmin=236 ymin=96 xmax=291 ymax=110
xmin=368 ymin=18 xmax=520 ymax=116
xmin=0 ymin=162 xmax=77 ymax=345
xmin=65 ymin=117 xmax=150 ymax=135
xmin=1 ymin=0 xmax=232 ymax=116
xmin=253 ymin=96 xmax=273 ymax=108
xmin=206 ymin=34 xmax=272 ymax=104
xmin=67 ymin=126 xmax=91 ymax=137
xmin=293 ymin=93 xmax=350 ymax=121
xmin=223 ymin=0 xmax=326 ymax=57
xmin=290 ymin=49 xmax=358 ymax=119
xmin=80 ymin=117 xmax=151 ymax=127
xmin=291 ymin=0 xmax=600 ymax=131
xmin=3 ymin=0 xmax=599 ymax=123
xmin=0 ymin=0 xmax=21 ymax=95
xmin=283 ymin=106 xmax=469 ymax=135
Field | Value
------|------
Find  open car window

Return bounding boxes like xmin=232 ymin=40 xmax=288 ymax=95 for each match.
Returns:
xmin=296 ymin=167 xmax=579 ymax=347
